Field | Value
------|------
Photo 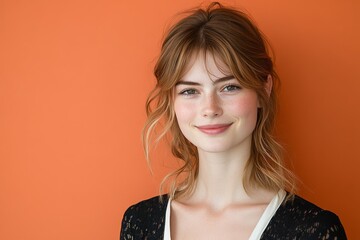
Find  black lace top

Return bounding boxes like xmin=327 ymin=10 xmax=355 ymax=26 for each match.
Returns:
xmin=120 ymin=194 xmax=347 ymax=239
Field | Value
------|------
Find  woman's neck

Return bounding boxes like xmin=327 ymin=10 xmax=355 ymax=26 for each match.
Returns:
xmin=189 ymin=147 xmax=253 ymax=211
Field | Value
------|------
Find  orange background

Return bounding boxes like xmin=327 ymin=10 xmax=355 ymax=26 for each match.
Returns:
xmin=0 ymin=0 xmax=359 ymax=239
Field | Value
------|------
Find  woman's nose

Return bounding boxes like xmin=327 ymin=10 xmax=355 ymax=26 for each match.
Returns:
xmin=201 ymin=94 xmax=223 ymax=118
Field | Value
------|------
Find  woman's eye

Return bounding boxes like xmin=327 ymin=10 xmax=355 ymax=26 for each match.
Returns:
xmin=179 ymin=89 xmax=198 ymax=95
xmin=222 ymin=85 xmax=241 ymax=92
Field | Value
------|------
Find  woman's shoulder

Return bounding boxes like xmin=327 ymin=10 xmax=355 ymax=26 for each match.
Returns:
xmin=261 ymin=193 xmax=347 ymax=239
xmin=120 ymin=195 xmax=169 ymax=240
xmin=124 ymin=194 xmax=169 ymax=215
xmin=281 ymin=194 xmax=342 ymax=223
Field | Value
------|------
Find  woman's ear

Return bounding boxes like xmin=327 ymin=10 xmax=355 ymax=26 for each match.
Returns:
xmin=265 ymin=74 xmax=273 ymax=97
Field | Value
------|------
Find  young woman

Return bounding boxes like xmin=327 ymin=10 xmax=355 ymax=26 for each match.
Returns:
xmin=120 ymin=2 xmax=347 ymax=239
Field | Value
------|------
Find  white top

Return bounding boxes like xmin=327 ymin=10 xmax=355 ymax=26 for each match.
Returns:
xmin=163 ymin=189 xmax=286 ymax=240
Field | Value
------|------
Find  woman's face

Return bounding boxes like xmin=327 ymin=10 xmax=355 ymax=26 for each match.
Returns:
xmin=173 ymin=54 xmax=259 ymax=154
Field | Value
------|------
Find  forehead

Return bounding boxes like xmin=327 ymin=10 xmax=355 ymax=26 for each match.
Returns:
xmin=180 ymin=51 xmax=232 ymax=82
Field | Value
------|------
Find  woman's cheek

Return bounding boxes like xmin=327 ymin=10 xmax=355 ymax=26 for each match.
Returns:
xmin=227 ymin=95 xmax=258 ymax=116
xmin=174 ymin=100 xmax=196 ymax=122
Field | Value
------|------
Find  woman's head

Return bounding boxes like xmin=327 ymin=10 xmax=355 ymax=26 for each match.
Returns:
xmin=144 ymin=2 xmax=294 ymax=198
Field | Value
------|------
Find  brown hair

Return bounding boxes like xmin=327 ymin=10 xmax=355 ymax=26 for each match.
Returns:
xmin=143 ymin=2 xmax=295 ymax=199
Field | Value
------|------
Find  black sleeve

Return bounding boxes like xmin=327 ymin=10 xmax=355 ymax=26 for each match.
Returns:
xmin=120 ymin=205 xmax=138 ymax=240
xmin=260 ymin=194 xmax=347 ymax=239
xmin=119 ymin=195 xmax=167 ymax=240
xmin=313 ymin=210 xmax=347 ymax=240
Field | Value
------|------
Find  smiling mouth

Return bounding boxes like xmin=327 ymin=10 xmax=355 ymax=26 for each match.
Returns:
xmin=196 ymin=123 xmax=233 ymax=135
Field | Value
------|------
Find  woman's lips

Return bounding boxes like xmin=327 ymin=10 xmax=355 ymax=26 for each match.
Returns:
xmin=196 ymin=123 xmax=232 ymax=135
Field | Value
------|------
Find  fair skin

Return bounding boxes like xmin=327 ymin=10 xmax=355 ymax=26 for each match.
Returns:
xmin=171 ymin=53 xmax=274 ymax=240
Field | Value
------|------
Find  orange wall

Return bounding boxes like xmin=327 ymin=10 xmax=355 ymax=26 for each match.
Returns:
xmin=0 ymin=0 xmax=359 ymax=239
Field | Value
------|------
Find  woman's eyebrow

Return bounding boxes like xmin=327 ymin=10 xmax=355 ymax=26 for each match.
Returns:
xmin=213 ymin=75 xmax=235 ymax=83
xmin=175 ymin=80 xmax=200 ymax=86
xmin=176 ymin=75 xmax=235 ymax=86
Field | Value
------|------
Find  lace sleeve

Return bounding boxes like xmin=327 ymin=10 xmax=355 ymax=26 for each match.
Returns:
xmin=120 ymin=196 xmax=168 ymax=240
xmin=313 ymin=210 xmax=347 ymax=239
xmin=260 ymin=195 xmax=347 ymax=239
xmin=120 ymin=205 xmax=137 ymax=240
